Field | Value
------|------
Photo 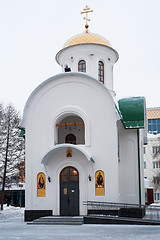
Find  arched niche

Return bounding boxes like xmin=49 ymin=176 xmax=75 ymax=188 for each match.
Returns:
xmin=57 ymin=115 xmax=85 ymax=145
xmin=49 ymin=106 xmax=91 ymax=147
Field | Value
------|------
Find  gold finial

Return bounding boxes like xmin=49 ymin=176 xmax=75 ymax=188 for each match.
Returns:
xmin=81 ymin=5 xmax=93 ymax=33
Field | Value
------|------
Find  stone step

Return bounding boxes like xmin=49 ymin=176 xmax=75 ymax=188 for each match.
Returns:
xmin=29 ymin=221 xmax=83 ymax=225
xmin=29 ymin=216 xmax=84 ymax=225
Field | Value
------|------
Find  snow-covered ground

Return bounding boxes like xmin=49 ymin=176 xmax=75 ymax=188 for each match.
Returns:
xmin=0 ymin=205 xmax=160 ymax=240
xmin=0 ymin=205 xmax=24 ymax=222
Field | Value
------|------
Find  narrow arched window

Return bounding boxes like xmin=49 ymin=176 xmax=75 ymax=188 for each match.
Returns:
xmin=98 ymin=61 xmax=104 ymax=84
xmin=78 ymin=60 xmax=86 ymax=72
xmin=65 ymin=134 xmax=76 ymax=145
xmin=60 ymin=167 xmax=79 ymax=182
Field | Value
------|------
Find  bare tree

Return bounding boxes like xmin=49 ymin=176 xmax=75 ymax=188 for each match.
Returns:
xmin=0 ymin=104 xmax=25 ymax=210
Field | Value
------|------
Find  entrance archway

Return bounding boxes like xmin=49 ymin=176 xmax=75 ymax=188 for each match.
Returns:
xmin=60 ymin=166 xmax=79 ymax=216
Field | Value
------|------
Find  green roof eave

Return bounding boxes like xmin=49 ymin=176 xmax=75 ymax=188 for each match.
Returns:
xmin=19 ymin=127 xmax=25 ymax=138
xmin=118 ymin=97 xmax=145 ymax=129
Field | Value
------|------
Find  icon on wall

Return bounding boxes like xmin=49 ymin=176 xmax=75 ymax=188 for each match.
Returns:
xmin=37 ymin=172 xmax=45 ymax=197
xmin=66 ymin=149 xmax=72 ymax=158
xmin=95 ymin=170 xmax=105 ymax=196
xmin=64 ymin=188 xmax=67 ymax=194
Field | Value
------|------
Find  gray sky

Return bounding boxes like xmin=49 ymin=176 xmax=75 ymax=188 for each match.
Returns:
xmin=0 ymin=0 xmax=160 ymax=114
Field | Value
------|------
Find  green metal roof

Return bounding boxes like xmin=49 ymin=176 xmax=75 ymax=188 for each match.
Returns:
xmin=19 ymin=127 xmax=25 ymax=138
xmin=118 ymin=97 xmax=145 ymax=129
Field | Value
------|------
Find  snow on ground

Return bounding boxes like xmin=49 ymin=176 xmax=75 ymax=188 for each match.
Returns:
xmin=0 ymin=205 xmax=160 ymax=240
xmin=0 ymin=204 xmax=24 ymax=222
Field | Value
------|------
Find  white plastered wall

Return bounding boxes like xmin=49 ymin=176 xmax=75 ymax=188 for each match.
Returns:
xmin=22 ymin=73 xmax=120 ymax=213
xmin=56 ymin=44 xmax=118 ymax=93
xmin=118 ymin=120 xmax=145 ymax=205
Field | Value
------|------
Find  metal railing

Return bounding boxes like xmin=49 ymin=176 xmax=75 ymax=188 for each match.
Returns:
xmin=144 ymin=205 xmax=160 ymax=220
xmin=83 ymin=201 xmax=160 ymax=221
xmin=83 ymin=200 xmax=145 ymax=210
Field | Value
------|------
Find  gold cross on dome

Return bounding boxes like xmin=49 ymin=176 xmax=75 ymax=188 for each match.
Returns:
xmin=81 ymin=5 xmax=93 ymax=33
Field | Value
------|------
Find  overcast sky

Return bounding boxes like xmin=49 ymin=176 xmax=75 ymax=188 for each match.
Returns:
xmin=0 ymin=0 xmax=160 ymax=114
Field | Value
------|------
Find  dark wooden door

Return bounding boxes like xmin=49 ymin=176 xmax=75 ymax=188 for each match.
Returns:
xmin=60 ymin=166 xmax=79 ymax=216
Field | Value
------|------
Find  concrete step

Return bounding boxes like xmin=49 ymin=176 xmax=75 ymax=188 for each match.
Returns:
xmin=29 ymin=216 xmax=84 ymax=225
xmin=84 ymin=215 xmax=160 ymax=225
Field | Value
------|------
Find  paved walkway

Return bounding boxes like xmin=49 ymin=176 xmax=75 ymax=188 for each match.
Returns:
xmin=1 ymin=206 xmax=160 ymax=239
xmin=1 ymin=221 xmax=160 ymax=240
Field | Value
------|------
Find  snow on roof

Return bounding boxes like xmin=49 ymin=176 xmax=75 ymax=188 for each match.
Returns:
xmin=147 ymin=133 xmax=160 ymax=139
xmin=0 ymin=183 xmax=25 ymax=191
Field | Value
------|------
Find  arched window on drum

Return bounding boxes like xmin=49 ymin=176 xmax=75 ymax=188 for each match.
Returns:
xmin=98 ymin=61 xmax=104 ymax=84
xmin=78 ymin=60 xmax=86 ymax=73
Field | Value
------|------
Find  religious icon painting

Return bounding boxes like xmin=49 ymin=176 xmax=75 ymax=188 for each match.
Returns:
xmin=66 ymin=149 xmax=72 ymax=158
xmin=37 ymin=172 xmax=45 ymax=197
xmin=95 ymin=170 xmax=105 ymax=196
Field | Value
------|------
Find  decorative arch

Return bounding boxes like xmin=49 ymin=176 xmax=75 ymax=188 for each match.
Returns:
xmin=57 ymin=115 xmax=84 ymax=145
xmin=98 ymin=61 xmax=104 ymax=84
xmin=78 ymin=60 xmax=86 ymax=72
xmin=41 ymin=144 xmax=94 ymax=165
xmin=49 ymin=106 xmax=91 ymax=147
xmin=20 ymin=72 xmax=115 ymax=131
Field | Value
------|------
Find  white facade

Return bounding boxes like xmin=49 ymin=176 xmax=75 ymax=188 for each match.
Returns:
xmin=56 ymin=44 xmax=118 ymax=93
xmin=20 ymin=30 xmax=145 ymax=220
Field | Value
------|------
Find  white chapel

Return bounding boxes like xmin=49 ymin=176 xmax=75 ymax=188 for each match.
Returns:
xmin=20 ymin=6 xmax=146 ymax=221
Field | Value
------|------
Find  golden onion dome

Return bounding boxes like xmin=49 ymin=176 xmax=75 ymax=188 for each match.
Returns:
xmin=63 ymin=31 xmax=112 ymax=48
